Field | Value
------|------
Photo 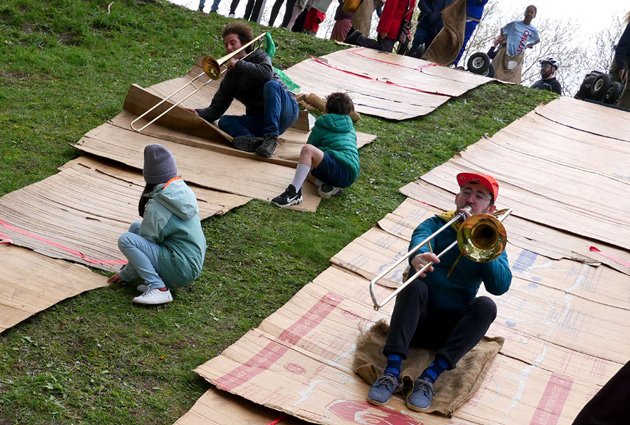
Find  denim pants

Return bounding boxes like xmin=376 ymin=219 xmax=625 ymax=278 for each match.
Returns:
xmin=117 ymin=222 xmax=166 ymax=289
xmin=218 ymin=80 xmax=298 ymax=138
xmin=210 ymin=0 xmax=221 ymax=12
xmin=410 ymin=25 xmax=438 ymax=54
xmin=383 ymin=274 xmax=497 ymax=369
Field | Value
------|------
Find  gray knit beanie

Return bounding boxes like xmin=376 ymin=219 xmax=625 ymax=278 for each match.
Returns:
xmin=143 ymin=144 xmax=178 ymax=184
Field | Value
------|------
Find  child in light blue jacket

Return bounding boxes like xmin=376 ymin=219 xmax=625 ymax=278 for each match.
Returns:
xmin=108 ymin=145 xmax=206 ymax=305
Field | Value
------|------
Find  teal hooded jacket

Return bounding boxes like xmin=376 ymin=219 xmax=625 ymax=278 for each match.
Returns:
xmin=409 ymin=215 xmax=512 ymax=310
xmin=308 ymin=113 xmax=360 ymax=183
xmin=140 ymin=178 xmax=206 ymax=288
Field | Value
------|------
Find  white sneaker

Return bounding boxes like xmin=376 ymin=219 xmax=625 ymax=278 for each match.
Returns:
xmin=132 ymin=288 xmax=173 ymax=305
xmin=228 ymin=13 xmax=235 ymax=18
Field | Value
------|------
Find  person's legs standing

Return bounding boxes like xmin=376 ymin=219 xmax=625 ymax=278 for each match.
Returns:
xmin=210 ymin=0 xmax=222 ymax=12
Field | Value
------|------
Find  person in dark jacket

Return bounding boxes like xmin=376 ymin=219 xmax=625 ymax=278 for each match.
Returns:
xmin=531 ymin=57 xmax=562 ymax=95
xmin=194 ymin=22 xmax=299 ymax=158
xmin=271 ymin=92 xmax=359 ymax=207
xmin=367 ymin=172 xmax=512 ymax=411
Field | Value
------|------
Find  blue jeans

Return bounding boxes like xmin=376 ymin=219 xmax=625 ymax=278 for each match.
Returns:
xmin=218 ymin=80 xmax=298 ymax=138
xmin=411 ymin=25 xmax=438 ymax=54
xmin=117 ymin=222 xmax=166 ymax=289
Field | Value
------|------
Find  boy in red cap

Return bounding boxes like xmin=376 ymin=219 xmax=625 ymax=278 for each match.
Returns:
xmin=367 ymin=172 xmax=511 ymax=412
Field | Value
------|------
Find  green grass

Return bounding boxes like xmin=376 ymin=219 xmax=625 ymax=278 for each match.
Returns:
xmin=0 ymin=0 xmax=555 ymax=423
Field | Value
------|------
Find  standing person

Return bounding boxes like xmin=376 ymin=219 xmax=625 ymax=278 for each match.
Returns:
xmin=492 ymin=5 xmax=539 ymax=83
xmin=366 ymin=172 xmax=511 ymax=411
xmin=453 ymin=0 xmax=488 ymax=65
xmin=107 ymin=145 xmax=207 ymax=306
xmin=243 ymin=0 xmax=265 ymax=22
xmin=530 ymin=57 xmax=561 ymax=95
xmin=302 ymin=0 xmax=334 ymax=35
xmin=345 ymin=0 xmax=416 ymax=53
xmin=613 ymin=11 xmax=630 ymax=108
xmin=199 ymin=0 xmax=222 ymax=13
xmin=408 ymin=0 xmax=454 ymax=58
xmin=194 ymin=22 xmax=299 ymax=158
xmin=271 ymin=93 xmax=359 ymax=207
xmin=330 ymin=0 xmax=354 ymax=42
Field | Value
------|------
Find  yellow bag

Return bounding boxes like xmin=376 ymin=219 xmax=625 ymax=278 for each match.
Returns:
xmin=342 ymin=0 xmax=362 ymax=15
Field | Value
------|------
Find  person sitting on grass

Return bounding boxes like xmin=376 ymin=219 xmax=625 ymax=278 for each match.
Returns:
xmin=107 ymin=144 xmax=207 ymax=306
xmin=271 ymin=92 xmax=359 ymax=208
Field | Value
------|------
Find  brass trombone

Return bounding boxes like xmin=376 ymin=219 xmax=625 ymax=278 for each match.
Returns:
xmin=130 ymin=32 xmax=268 ymax=133
xmin=369 ymin=208 xmax=511 ymax=311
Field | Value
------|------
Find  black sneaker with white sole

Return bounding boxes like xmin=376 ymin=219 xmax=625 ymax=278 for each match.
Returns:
xmin=317 ymin=184 xmax=343 ymax=199
xmin=271 ymin=184 xmax=303 ymax=208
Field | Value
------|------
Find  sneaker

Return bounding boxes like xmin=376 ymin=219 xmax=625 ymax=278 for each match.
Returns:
xmin=136 ymin=284 xmax=148 ymax=292
xmin=405 ymin=377 xmax=435 ymax=411
xmin=271 ymin=184 xmax=303 ymax=208
xmin=232 ymin=135 xmax=262 ymax=152
xmin=367 ymin=373 xmax=401 ymax=406
xmin=228 ymin=12 xmax=235 ymax=18
xmin=132 ymin=287 xmax=173 ymax=305
xmin=317 ymin=184 xmax=343 ymax=199
xmin=256 ymin=136 xmax=278 ymax=158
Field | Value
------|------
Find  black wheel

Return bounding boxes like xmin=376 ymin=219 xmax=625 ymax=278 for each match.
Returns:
xmin=589 ymin=74 xmax=611 ymax=101
xmin=603 ymin=81 xmax=624 ymax=104
xmin=482 ymin=63 xmax=495 ymax=78
xmin=467 ymin=52 xmax=490 ymax=74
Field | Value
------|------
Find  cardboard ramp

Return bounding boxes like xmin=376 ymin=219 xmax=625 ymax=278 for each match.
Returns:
xmin=179 ymin=98 xmax=629 ymax=424
xmin=0 ymin=157 xmax=248 ymax=271
xmin=284 ymin=47 xmax=489 ymax=120
xmin=0 ymin=244 xmax=106 ymax=334
xmin=75 ymin=65 xmax=377 ymax=212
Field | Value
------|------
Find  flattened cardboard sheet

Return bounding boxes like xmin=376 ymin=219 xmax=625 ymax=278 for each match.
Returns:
xmin=284 ymin=47 xmax=489 ymax=120
xmin=174 ymin=388 xmax=306 ymax=425
xmin=535 ymin=97 xmax=630 ymax=143
xmin=0 ymin=157 xmax=247 ymax=271
xmin=0 ymin=244 xmax=106 ymax=333
xmin=75 ymin=126 xmax=323 ymax=212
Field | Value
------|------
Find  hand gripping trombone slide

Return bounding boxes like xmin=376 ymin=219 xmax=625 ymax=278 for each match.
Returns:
xmin=368 ymin=207 xmax=512 ymax=311
xmin=130 ymin=32 xmax=268 ymax=133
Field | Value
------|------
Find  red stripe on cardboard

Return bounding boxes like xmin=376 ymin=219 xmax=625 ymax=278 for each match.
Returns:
xmin=530 ymin=374 xmax=573 ymax=425
xmin=216 ymin=292 xmax=343 ymax=392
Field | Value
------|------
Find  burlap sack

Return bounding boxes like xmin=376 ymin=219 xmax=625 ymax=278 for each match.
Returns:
xmin=422 ymin=0 xmax=466 ymax=65
xmin=353 ymin=320 xmax=504 ymax=417
xmin=492 ymin=46 xmax=525 ymax=83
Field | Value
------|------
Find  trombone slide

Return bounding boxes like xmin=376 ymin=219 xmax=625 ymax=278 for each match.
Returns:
xmin=368 ymin=208 xmax=511 ymax=311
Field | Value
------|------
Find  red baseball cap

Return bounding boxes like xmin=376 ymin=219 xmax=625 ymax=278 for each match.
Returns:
xmin=456 ymin=172 xmax=499 ymax=201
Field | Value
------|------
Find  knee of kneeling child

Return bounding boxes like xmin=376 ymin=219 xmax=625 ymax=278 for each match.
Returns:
xmin=474 ymin=296 xmax=497 ymax=320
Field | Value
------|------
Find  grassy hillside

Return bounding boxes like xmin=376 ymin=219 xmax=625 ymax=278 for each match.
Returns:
xmin=0 ymin=0 xmax=555 ymax=423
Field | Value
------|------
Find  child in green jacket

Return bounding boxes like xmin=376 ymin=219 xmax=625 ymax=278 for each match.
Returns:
xmin=272 ymin=92 xmax=359 ymax=208
xmin=107 ymin=145 xmax=206 ymax=305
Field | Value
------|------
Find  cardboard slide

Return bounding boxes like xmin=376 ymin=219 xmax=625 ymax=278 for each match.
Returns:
xmin=284 ymin=47 xmax=490 ymax=120
xmin=0 ymin=157 xmax=248 ymax=271
xmin=0 ymin=244 xmax=106 ymax=334
xmin=178 ymin=98 xmax=629 ymax=424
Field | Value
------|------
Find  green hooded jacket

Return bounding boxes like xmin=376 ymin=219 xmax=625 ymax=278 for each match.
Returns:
xmin=307 ymin=113 xmax=360 ymax=183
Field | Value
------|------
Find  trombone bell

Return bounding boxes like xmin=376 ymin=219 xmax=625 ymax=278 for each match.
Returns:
xmin=202 ymin=56 xmax=222 ymax=80
xmin=457 ymin=213 xmax=508 ymax=262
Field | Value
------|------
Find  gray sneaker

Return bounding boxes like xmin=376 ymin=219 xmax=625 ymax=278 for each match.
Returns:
xmin=406 ymin=377 xmax=435 ymax=411
xmin=256 ymin=136 xmax=278 ymax=158
xmin=232 ymin=135 xmax=262 ymax=152
xmin=317 ymin=184 xmax=343 ymax=199
xmin=367 ymin=373 xmax=401 ymax=406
